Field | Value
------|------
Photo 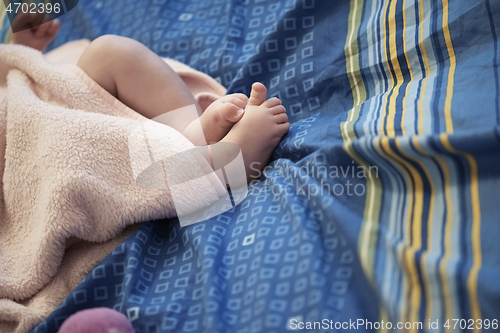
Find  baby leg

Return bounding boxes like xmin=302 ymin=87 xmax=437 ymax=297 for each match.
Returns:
xmin=77 ymin=35 xmax=200 ymax=136
xmin=76 ymin=36 xmax=290 ymax=184
xmin=76 ymin=35 xmax=245 ymax=145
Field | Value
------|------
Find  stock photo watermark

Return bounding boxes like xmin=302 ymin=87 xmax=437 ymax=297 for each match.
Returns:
xmin=128 ymin=105 xmax=248 ymax=227
xmin=249 ymin=159 xmax=379 ymax=199
xmin=288 ymin=318 xmax=499 ymax=331
xmin=127 ymin=104 xmax=379 ymax=225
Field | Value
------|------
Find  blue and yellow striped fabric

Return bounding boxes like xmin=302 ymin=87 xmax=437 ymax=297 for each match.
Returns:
xmin=344 ymin=0 xmax=500 ymax=330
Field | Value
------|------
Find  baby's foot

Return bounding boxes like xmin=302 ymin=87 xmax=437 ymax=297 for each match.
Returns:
xmin=199 ymin=93 xmax=249 ymax=143
xmin=10 ymin=13 xmax=60 ymax=52
xmin=183 ymin=93 xmax=248 ymax=145
xmin=220 ymin=83 xmax=290 ymax=182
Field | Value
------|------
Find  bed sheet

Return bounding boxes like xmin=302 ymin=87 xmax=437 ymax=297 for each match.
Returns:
xmin=1 ymin=0 xmax=499 ymax=332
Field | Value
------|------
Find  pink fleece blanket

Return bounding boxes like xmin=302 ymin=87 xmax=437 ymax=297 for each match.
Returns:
xmin=0 ymin=40 xmax=226 ymax=332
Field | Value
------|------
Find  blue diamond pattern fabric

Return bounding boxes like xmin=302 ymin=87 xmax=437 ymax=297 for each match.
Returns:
xmin=32 ymin=217 xmax=375 ymax=333
xmin=9 ymin=1 xmax=379 ymax=331
xmin=1 ymin=0 xmax=499 ymax=332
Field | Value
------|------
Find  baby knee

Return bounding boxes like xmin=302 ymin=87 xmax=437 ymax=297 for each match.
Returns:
xmin=82 ymin=35 xmax=143 ymax=65
xmin=91 ymin=34 xmax=122 ymax=48
xmin=86 ymin=35 xmax=125 ymax=58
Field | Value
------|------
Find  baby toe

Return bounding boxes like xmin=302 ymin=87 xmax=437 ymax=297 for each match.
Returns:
xmin=222 ymin=103 xmax=245 ymax=123
xmin=270 ymin=105 xmax=286 ymax=115
xmin=226 ymin=96 xmax=247 ymax=110
xmin=248 ymin=82 xmax=267 ymax=106
xmin=278 ymin=122 xmax=291 ymax=134
xmin=262 ymin=97 xmax=282 ymax=108
xmin=275 ymin=113 xmax=288 ymax=124
xmin=233 ymin=93 xmax=249 ymax=104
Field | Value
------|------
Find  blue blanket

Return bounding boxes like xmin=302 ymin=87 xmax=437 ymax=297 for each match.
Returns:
xmin=2 ymin=0 xmax=499 ymax=331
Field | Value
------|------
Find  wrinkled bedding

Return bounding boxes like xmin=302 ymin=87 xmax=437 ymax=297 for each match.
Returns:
xmin=1 ymin=0 xmax=499 ymax=332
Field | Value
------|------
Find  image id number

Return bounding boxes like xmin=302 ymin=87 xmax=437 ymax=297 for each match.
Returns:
xmin=6 ymin=2 xmax=61 ymax=14
xmin=444 ymin=319 xmax=498 ymax=330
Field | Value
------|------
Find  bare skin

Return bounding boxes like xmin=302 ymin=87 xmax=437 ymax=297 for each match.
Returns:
xmin=222 ymin=83 xmax=289 ymax=180
xmin=10 ymin=24 xmax=290 ymax=183
xmin=183 ymin=92 xmax=248 ymax=145
xmin=75 ymin=35 xmax=253 ymax=146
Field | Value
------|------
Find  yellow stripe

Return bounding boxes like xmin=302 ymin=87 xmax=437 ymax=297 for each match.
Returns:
xmin=380 ymin=306 xmax=390 ymax=333
xmin=379 ymin=0 xmax=392 ymax=137
xmin=441 ymin=134 xmax=482 ymax=333
xmin=398 ymin=140 xmax=425 ymax=332
xmin=434 ymin=151 xmax=454 ymax=331
xmin=441 ymin=0 xmax=456 ymax=133
xmin=437 ymin=0 xmax=459 ymax=327
xmin=343 ymin=0 xmax=365 ymax=142
xmin=386 ymin=0 xmax=404 ymax=138
xmin=413 ymin=139 xmax=437 ymax=327
xmin=347 ymin=0 xmax=363 ymax=107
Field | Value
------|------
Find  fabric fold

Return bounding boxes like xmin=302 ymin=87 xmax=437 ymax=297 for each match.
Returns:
xmin=0 ymin=43 xmax=226 ymax=332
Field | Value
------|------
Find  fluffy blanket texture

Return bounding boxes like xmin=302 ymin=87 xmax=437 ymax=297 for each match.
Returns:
xmin=0 ymin=40 xmax=227 ymax=332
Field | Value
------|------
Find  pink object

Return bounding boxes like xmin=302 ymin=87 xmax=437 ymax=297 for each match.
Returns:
xmin=58 ymin=308 xmax=134 ymax=333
